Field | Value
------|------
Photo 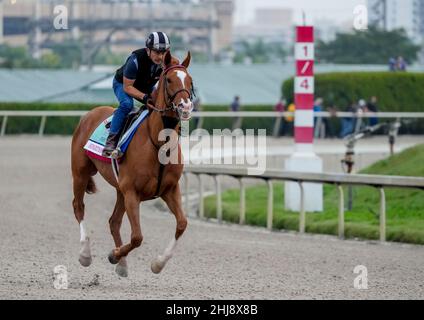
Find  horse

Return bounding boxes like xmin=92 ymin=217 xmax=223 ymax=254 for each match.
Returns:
xmin=71 ymin=50 xmax=194 ymax=277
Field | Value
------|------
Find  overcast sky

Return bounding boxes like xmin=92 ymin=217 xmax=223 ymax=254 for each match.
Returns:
xmin=234 ymin=0 xmax=367 ymax=26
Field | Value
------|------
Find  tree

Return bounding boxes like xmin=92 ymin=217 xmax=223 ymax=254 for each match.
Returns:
xmin=233 ymin=40 xmax=287 ymax=64
xmin=316 ymin=27 xmax=421 ymax=64
xmin=49 ymin=40 xmax=82 ymax=68
xmin=0 ymin=45 xmax=38 ymax=68
xmin=40 ymin=52 xmax=61 ymax=68
xmin=0 ymin=44 xmax=77 ymax=69
xmin=94 ymin=48 xmax=127 ymax=66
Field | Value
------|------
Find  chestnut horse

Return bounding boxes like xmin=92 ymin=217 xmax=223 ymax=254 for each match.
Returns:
xmin=71 ymin=51 xmax=193 ymax=277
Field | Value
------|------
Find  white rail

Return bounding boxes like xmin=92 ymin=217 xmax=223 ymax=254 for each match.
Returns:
xmin=0 ymin=111 xmax=88 ymax=136
xmin=183 ymin=165 xmax=424 ymax=242
xmin=0 ymin=110 xmax=423 ymax=136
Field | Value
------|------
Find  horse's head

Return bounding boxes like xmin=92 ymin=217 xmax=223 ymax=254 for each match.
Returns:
xmin=151 ymin=51 xmax=194 ymax=121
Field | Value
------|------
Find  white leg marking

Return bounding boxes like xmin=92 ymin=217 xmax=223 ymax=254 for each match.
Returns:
xmin=158 ymin=238 xmax=177 ymax=264
xmin=79 ymin=220 xmax=92 ymax=267
xmin=151 ymin=238 xmax=178 ymax=274
xmin=80 ymin=220 xmax=88 ymax=242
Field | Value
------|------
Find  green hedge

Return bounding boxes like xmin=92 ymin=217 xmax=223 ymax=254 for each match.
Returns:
xmin=0 ymin=102 xmax=277 ymax=135
xmin=3 ymin=72 xmax=424 ymax=136
xmin=282 ymin=72 xmax=424 ymax=111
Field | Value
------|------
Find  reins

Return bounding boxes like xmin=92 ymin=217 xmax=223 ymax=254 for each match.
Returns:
xmin=146 ymin=64 xmax=193 ymax=198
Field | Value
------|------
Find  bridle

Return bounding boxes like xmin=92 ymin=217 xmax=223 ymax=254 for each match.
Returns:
xmin=149 ymin=64 xmax=195 ymax=115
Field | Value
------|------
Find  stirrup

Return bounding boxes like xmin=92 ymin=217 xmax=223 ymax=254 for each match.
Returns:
xmin=111 ymin=148 xmax=123 ymax=159
xmin=102 ymin=148 xmax=114 ymax=158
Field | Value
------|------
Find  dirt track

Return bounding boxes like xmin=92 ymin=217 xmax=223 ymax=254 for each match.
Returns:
xmin=1 ymin=136 xmax=424 ymax=300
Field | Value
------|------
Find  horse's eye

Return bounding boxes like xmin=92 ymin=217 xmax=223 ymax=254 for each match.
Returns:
xmin=167 ymin=79 xmax=171 ymax=84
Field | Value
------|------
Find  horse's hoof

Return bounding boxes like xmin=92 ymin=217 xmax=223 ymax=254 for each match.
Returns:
xmin=79 ymin=239 xmax=92 ymax=267
xmin=151 ymin=258 xmax=166 ymax=274
xmin=115 ymin=264 xmax=128 ymax=278
xmin=108 ymin=250 xmax=119 ymax=265
xmin=79 ymin=255 xmax=92 ymax=267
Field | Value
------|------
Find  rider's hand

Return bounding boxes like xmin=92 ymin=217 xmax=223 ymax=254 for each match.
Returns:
xmin=141 ymin=94 xmax=150 ymax=105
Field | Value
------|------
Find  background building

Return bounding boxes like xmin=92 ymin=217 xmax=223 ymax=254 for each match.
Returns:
xmin=233 ymin=8 xmax=293 ymax=45
xmin=368 ymin=0 xmax=424 ymax=43
xmin=0 ymin=0 xmax=234 ymax=63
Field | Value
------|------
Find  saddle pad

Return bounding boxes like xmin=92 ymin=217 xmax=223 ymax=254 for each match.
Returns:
xmin=84 ymin=109 xmax=149 ymax=163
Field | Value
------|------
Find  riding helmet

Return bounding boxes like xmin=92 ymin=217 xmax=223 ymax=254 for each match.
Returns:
xmin=145 ymin=32 xmax=171 ymax=52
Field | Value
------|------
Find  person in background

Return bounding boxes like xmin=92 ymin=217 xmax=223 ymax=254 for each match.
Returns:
xmin=313 ymin=97 xmax=324 ymax=138
xmin=325 ymin=104 xmax=338 ymax=139
xmin=397 ymin=56 xmax=407 ymax=71
xmin=388 ymin=57 xmax=396 ymax=71
xmin=192 ymin=96 xmax=201 ymax=129
xmin=367 ymin=96 xmax=379 ymax=127
xmin=284 ymin=102 xmax=295 ymax=136
xmin=339 ymin=102 xmax=357 ymax=138
xmin=274 ymin=98 xmax=286 ymax=113
xmin=231 ymin=95 xmax=240 ymax=112
xmin=358 ymin=99 xmax=367 ymax=114
xmin=274 ymin=98 xmax=287 ymax=136
xmin=230 ymin=96 xmax=242 ymax=130
xmin=356 ymin=99 xmax=367 ymax=132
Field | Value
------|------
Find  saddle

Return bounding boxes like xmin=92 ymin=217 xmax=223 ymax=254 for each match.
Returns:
xmin=83 ymin=106 xmax=150 ymax=163
xmin=106 ymin=106 xmax=146 ymax=138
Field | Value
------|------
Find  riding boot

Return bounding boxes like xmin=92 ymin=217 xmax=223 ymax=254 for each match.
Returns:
xmin=102 ymin=132 xmax=121 ymax=158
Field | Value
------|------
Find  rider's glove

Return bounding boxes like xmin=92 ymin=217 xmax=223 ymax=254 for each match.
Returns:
xmin=141 ymin=93 xmax=150 ymax=105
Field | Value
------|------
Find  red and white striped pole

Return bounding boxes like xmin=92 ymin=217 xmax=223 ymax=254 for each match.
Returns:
xmin=294 ymin=26 xmax=314 ymax=151
xmin=285 ymin=25 xmax=323 ymax=212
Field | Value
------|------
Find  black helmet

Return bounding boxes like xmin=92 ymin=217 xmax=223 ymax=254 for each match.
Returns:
xmin=145 ymin=32 xmax=171 ymax=52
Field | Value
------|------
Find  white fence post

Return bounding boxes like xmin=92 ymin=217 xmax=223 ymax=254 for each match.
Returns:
xmin=1 ymin=115 xmax=8 ymax=136
xmin=267 ymin=180 xmax=273 ymax=230
xmin=273 ymin=116 xmax=282 ymax=137
xmin=239 ymin=178 xmax=246 ymax=225
xmin=39 ymin=116 xmax=47 ymax=136
xmin=380 ymin=187 xmax=386 ymax=242
xmin=198 ymin=174 xmax=204 ymax=219
xmin=338 ymin=184 xmax=345 ymax=239
xmin=299 ymin=182 xmax=305 ymax=234
xmin=214 ymin=175 xmax=222 ymax=223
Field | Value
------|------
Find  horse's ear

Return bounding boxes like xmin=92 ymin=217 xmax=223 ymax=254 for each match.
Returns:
xmin=164 ymin=50 xmax=172 ymax=67
xmin=182 ymin=51 xmax=191 ymax=69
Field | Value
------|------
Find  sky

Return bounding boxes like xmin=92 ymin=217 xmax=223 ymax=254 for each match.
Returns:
xmin=234 ymin=0 xmax=367 ymax=26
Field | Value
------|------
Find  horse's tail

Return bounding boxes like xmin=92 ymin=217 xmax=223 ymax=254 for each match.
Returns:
xmin=85 ymin=177 xmax=97 ymax=194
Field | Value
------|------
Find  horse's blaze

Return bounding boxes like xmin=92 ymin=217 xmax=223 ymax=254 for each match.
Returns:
xmin=178 ymin=100 xmax=193 ymax=121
